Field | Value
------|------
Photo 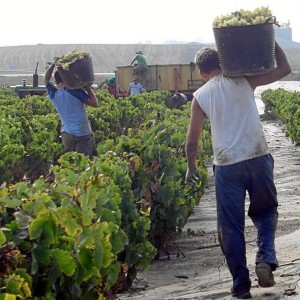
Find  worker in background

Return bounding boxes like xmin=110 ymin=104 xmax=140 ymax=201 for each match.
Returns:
xmin=172 ymin=92 xmax=187 ymax=109
xmin=106 ymin=74 xmax=116 ymax=97
xmin=127 ymin=75 xmax=143 ymax=96
xmin=129 ymin=50 xmax=148 ymax=86
xmin=97 ymin=74 xmax=115 ymax=90
xmin=44 ymin=60 xmax=98 ymax=160
xmin=96 ymin=74 xmax=126 ymax=98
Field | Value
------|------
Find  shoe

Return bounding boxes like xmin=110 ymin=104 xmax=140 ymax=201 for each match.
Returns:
xmin=255 ymin=262 xmax=275 ymax=287
xmin=231 ymin=288 xmax=252 ymax=299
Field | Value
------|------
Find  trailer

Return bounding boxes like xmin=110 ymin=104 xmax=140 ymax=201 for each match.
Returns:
xmin=115 ymin=62 xmax=205 ymax=99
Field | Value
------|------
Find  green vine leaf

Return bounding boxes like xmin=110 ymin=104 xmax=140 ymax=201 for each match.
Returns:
xmin=15 ymin=182 xmax=29 ymax=197
xmin=0 ymin=228 xmax=6 ymax=246
xmin=51 ymin=249 xmax=75 ymax=277
xmin=77 ymin=246 xmax=99 ymax=281
xmin=5 ymin=274 xmax=31 ymax=298
xmin=0 ymin=198 xmax=21 ymax=209
xmin=14 ymin=211 xmax=33 ymax=229
xmin=29 ymin=211 xmax=57 ymax=246
xmin=56 ymin=207 xmax=82 ymax=237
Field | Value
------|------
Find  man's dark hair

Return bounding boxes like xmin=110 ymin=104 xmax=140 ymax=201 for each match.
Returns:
xmin=194 ymin=47 xmax=220 ymax=74
xmin=54 ymin=70 xmax=63 ymax=84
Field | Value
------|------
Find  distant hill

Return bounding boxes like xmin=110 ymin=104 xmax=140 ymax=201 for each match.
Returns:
xmin=0 ymin=43 xmax=214 ymax=75
xmin=0 ymin=41 xmax=299 ymax=86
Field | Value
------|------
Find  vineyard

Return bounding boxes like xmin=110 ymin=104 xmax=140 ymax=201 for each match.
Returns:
xmin=0 ymin=87 xmax=212 ymax=299
xmin=0 ymin=85 xmax=299 ymax=299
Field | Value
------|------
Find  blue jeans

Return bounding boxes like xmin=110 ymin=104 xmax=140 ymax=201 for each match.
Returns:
xmin=213 ymin=154 xmax=278 ymax=294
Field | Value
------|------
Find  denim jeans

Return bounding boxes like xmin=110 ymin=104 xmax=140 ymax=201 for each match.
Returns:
xmin=213 ymin=154 xmax=278 ymax=294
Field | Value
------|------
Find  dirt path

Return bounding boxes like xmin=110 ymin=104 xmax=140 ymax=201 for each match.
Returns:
xmin=119 ymin=83 xmax=300 ymax=300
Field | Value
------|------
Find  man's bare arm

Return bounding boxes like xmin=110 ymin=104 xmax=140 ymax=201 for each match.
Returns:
xmin=44 ymin=63 xmax=55 ymax=84
xmin=185 ymin=98 xmax=206 ymax=169
xmin=246 ymin=41 xmax=292 ymax=89
xmin=84 ymin=86 xmax=99 ymax=108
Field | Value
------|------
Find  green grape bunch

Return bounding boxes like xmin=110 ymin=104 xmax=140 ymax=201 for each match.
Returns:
xmin=56 ymin=50 xmax=90 ymax=70
xmin=213 ymin=6 xmax=273 ymax=27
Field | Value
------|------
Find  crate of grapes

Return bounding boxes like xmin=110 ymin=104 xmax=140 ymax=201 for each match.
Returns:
xmin=213 ymin=7 xmax=276 ymax=77
xmin=56 ymin=51 xmax=94 ymax=89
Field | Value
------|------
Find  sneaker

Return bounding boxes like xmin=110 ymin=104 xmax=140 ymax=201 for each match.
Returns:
xmin=231 ymin=288 xmax=252 ymax=299
xmin=255 ymin=262 xmax=275 ymax=287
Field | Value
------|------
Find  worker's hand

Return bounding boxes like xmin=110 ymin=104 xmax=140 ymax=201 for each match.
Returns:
xmin=52 ymin=57 xmax=60 ymax=65
xmin=83 ymin=85 xmax=93 ymax=91
xmin=185 ymin=166 xmax=201 ymax=186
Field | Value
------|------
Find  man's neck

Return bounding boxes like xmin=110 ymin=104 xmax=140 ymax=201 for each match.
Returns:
xmin=200 ymin=68 xmax=222 ymax=81
xmin=208 ymin=69 xmax=222 ymax=79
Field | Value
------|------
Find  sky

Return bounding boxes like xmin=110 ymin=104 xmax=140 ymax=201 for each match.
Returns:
xmin=1 ymin=0 xmax=299 ymax=46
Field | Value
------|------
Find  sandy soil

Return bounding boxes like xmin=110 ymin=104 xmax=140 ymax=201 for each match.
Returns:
xmin=119 ymin=82 xmax=300 ymax=300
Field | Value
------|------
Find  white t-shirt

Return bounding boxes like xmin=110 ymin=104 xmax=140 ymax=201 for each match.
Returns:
xmin=193 ymin=74 xmax=269 ymax=166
